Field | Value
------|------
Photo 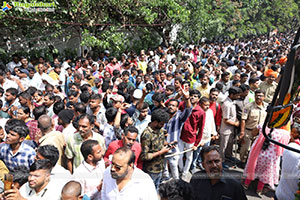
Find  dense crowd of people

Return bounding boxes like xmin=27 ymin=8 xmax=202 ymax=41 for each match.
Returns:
xmin=0 ymin=31 xmax=298 ymax=200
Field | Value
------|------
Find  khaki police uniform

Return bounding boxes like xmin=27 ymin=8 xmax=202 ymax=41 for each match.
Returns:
xmin=259 ymin=81 xmax=277 ymax=104
xmin=240 ymin=101 xmax=267 ymax=163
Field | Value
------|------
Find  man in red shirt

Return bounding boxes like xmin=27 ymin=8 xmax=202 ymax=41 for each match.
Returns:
xmin=209 ymin=88 xmax=222 ymax=132
xmin=104 ymin=126 xmax=142 ymax=169
xmin=105 ymin=57 xmax=121 ymax=75
xmin=179 ymin=89 xmax=206 ymax=177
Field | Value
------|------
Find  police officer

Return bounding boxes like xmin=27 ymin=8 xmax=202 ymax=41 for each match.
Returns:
xmin=239 ymin=89 xmax=267 ymax=165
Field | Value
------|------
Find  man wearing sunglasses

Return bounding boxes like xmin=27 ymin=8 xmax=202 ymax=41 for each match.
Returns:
xmin=101 ymin=147 xmax=157 ymax=200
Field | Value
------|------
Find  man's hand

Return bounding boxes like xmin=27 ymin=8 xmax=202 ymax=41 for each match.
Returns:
xmin=192 ymin=146 xmax=198 ymax=151
xmin=120 ymin=103 xmax=130 ymax=110
xmin=211 ymin=135 xmax=219 ymax=141
xmin=160 ymin=101 xmax=165 ymax=108
xmin=182 ymin=88 xmax=190 ymax=99
xmin=96 ymin=180 xmax=103 ymax=192
xmin=239 ymin=132 xmax=245 ymax=140
xmin=159 ymin=146 xmax=171 ymax=155
xmin=234 ymin=121 xmax=240 ymax=127
xmin=4 ymin=185 xmax=26 ymax=200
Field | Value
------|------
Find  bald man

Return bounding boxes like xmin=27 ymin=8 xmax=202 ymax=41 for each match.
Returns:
xmin=38 ymin=114 xmax=65 ymax=166
xmin=101 ymin=147 xmax=158 ymax=200
xmin=61 ymin=181 xmax=83 ymax=200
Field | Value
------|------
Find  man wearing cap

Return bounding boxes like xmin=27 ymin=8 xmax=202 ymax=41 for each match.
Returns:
xmin=125 ymin=89 xmax=143 ymax=117
xmin=132 ymin=88 xmax=151 ymax=142
xmin=58 ymin=109 xmax=76 ymax=140
xmin=259 ymin=71 xmax=278 ymax=104
xmin=110 ymin=94 xmax=126 ymax=112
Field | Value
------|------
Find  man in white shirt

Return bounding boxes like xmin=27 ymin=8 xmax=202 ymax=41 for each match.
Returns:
xmin=31 ymin=64 xmax=57 ymax=91
xmin=36 ymin=145 xmax=72 ymax=189
xmin=132 ymin=102 xmax=151 ymax=142
xmin=190 ymin=97 xmax=217 ymax=173
xmin=275 ymin=123 xmax=300 ymax=200
xmin=58 ymin=109 xmax=76 ymax=141
xmin=0 ymin=70 xmax=18 ymax=91
xmin=6 ymin=54 xmax=22 ymax=73
xmin=101 ymin=147 xmax=158 ymax=200
xmin=4 ymin=159 xmax=62 ymax=200
xmin=73 ymin=139 xmax=105 ymax=200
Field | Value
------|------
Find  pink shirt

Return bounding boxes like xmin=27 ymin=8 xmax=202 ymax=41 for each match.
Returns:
xmin=104 ymin=140 xmax=142 ymax=169
xmin=105 ymin=63 xmax=121 ymax=75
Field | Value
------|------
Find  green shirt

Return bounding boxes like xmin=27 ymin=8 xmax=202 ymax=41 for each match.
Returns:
xmin=140 ymin=126 xmax=166 ymax=173
xmin=65 ymin=131 xmax=105 ymax=169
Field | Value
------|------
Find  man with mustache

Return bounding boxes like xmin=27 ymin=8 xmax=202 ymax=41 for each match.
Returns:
xmin=65 ymin=114 xmax=105 ymax=173
xmin=3 ymin=159 xmax=62 ymax=200
xmin=101 ymin=147 xmax=158 ymax=200
xmin=189 ymin=146 xmax=247 ymax=200
xmin=104 ymin=126 xmax=142 ymax=168
xmin=73 ymin=140 xmax=105 ymax=199
xmin=209 ymin=88 xmax=222 ymax=133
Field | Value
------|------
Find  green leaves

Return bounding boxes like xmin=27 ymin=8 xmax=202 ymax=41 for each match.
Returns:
xmin=0 ymin=0 xmax=299 ymax=59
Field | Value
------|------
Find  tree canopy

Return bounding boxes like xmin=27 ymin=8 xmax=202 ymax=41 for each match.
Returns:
xmin=0 ymin=0 xmax=299 ymax=60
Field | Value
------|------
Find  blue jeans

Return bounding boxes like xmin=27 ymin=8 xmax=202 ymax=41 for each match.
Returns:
xmin=146 ymin=171 xmax=162 ymax=190
xmin=190 ymin=141 xmax=210 ymax=170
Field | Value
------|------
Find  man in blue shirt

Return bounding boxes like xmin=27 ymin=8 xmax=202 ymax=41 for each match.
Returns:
xmin=0 ymin=119 xmax=36 ymax=171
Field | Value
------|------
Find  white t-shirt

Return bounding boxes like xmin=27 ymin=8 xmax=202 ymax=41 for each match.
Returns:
xmin=275 ymin=142 xmax=300 ymax=200
xmin=101 ymin=166 xmax=158 ymax=200
xmin=20 ymin=179 xmax=62 ymax=200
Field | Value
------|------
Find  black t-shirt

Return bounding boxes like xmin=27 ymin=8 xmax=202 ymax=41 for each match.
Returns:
xmin=189 ymin=171 xmax=247 ymax=200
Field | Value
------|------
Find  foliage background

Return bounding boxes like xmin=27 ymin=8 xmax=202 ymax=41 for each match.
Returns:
xmin=0 ymin=0 xmax=299 ymax=62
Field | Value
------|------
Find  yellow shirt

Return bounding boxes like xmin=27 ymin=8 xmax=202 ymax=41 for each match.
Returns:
xmin=196 ymin=84 xmax=211 ymax=98
xmin=48 ymin=70 xmax=59 ymax=81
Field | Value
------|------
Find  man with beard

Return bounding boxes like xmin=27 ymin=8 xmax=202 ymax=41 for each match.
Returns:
xmin=1 ymin=87 xmax=19 ymax=118
xmin=101 ymin=147 xmax=158 ymax=200
xmin=163 ymin=88 xmax=192 ymax=180
xmin=259 ymin=72 xmax=278 ymax=104
xmin=105 ymin=57 xmax=121 ymax=76
xmin=209 ymin=88 xmax=222 ymax=133
xmin=239 ymin=90 xmax=267 ymax=167
xmin=3 ymin=159 xmax=63 ymax=200
xmin=179 ymin=89 xmax=205 ymax=177
xmin=132 ymin=88 xmax=152 ymax=141
xmin=65 ymin=114 xmax=105 ymax=173
xmin=196 ymin=75 xmax=211 ymax=98
xmin=189 ymin=146 xmax=247 ymax=200
xmin=140 ymin=108 xmax=171 ymax=189
xmin=87 ymin=94 xmax=107 ymax=132
xmin=104 ymin=126 xmax=141 ymax=168
xmin=218 ymin=72 xmax=230 ymax=94
xmin=73 ymin=140 xmax=105 ymax=200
